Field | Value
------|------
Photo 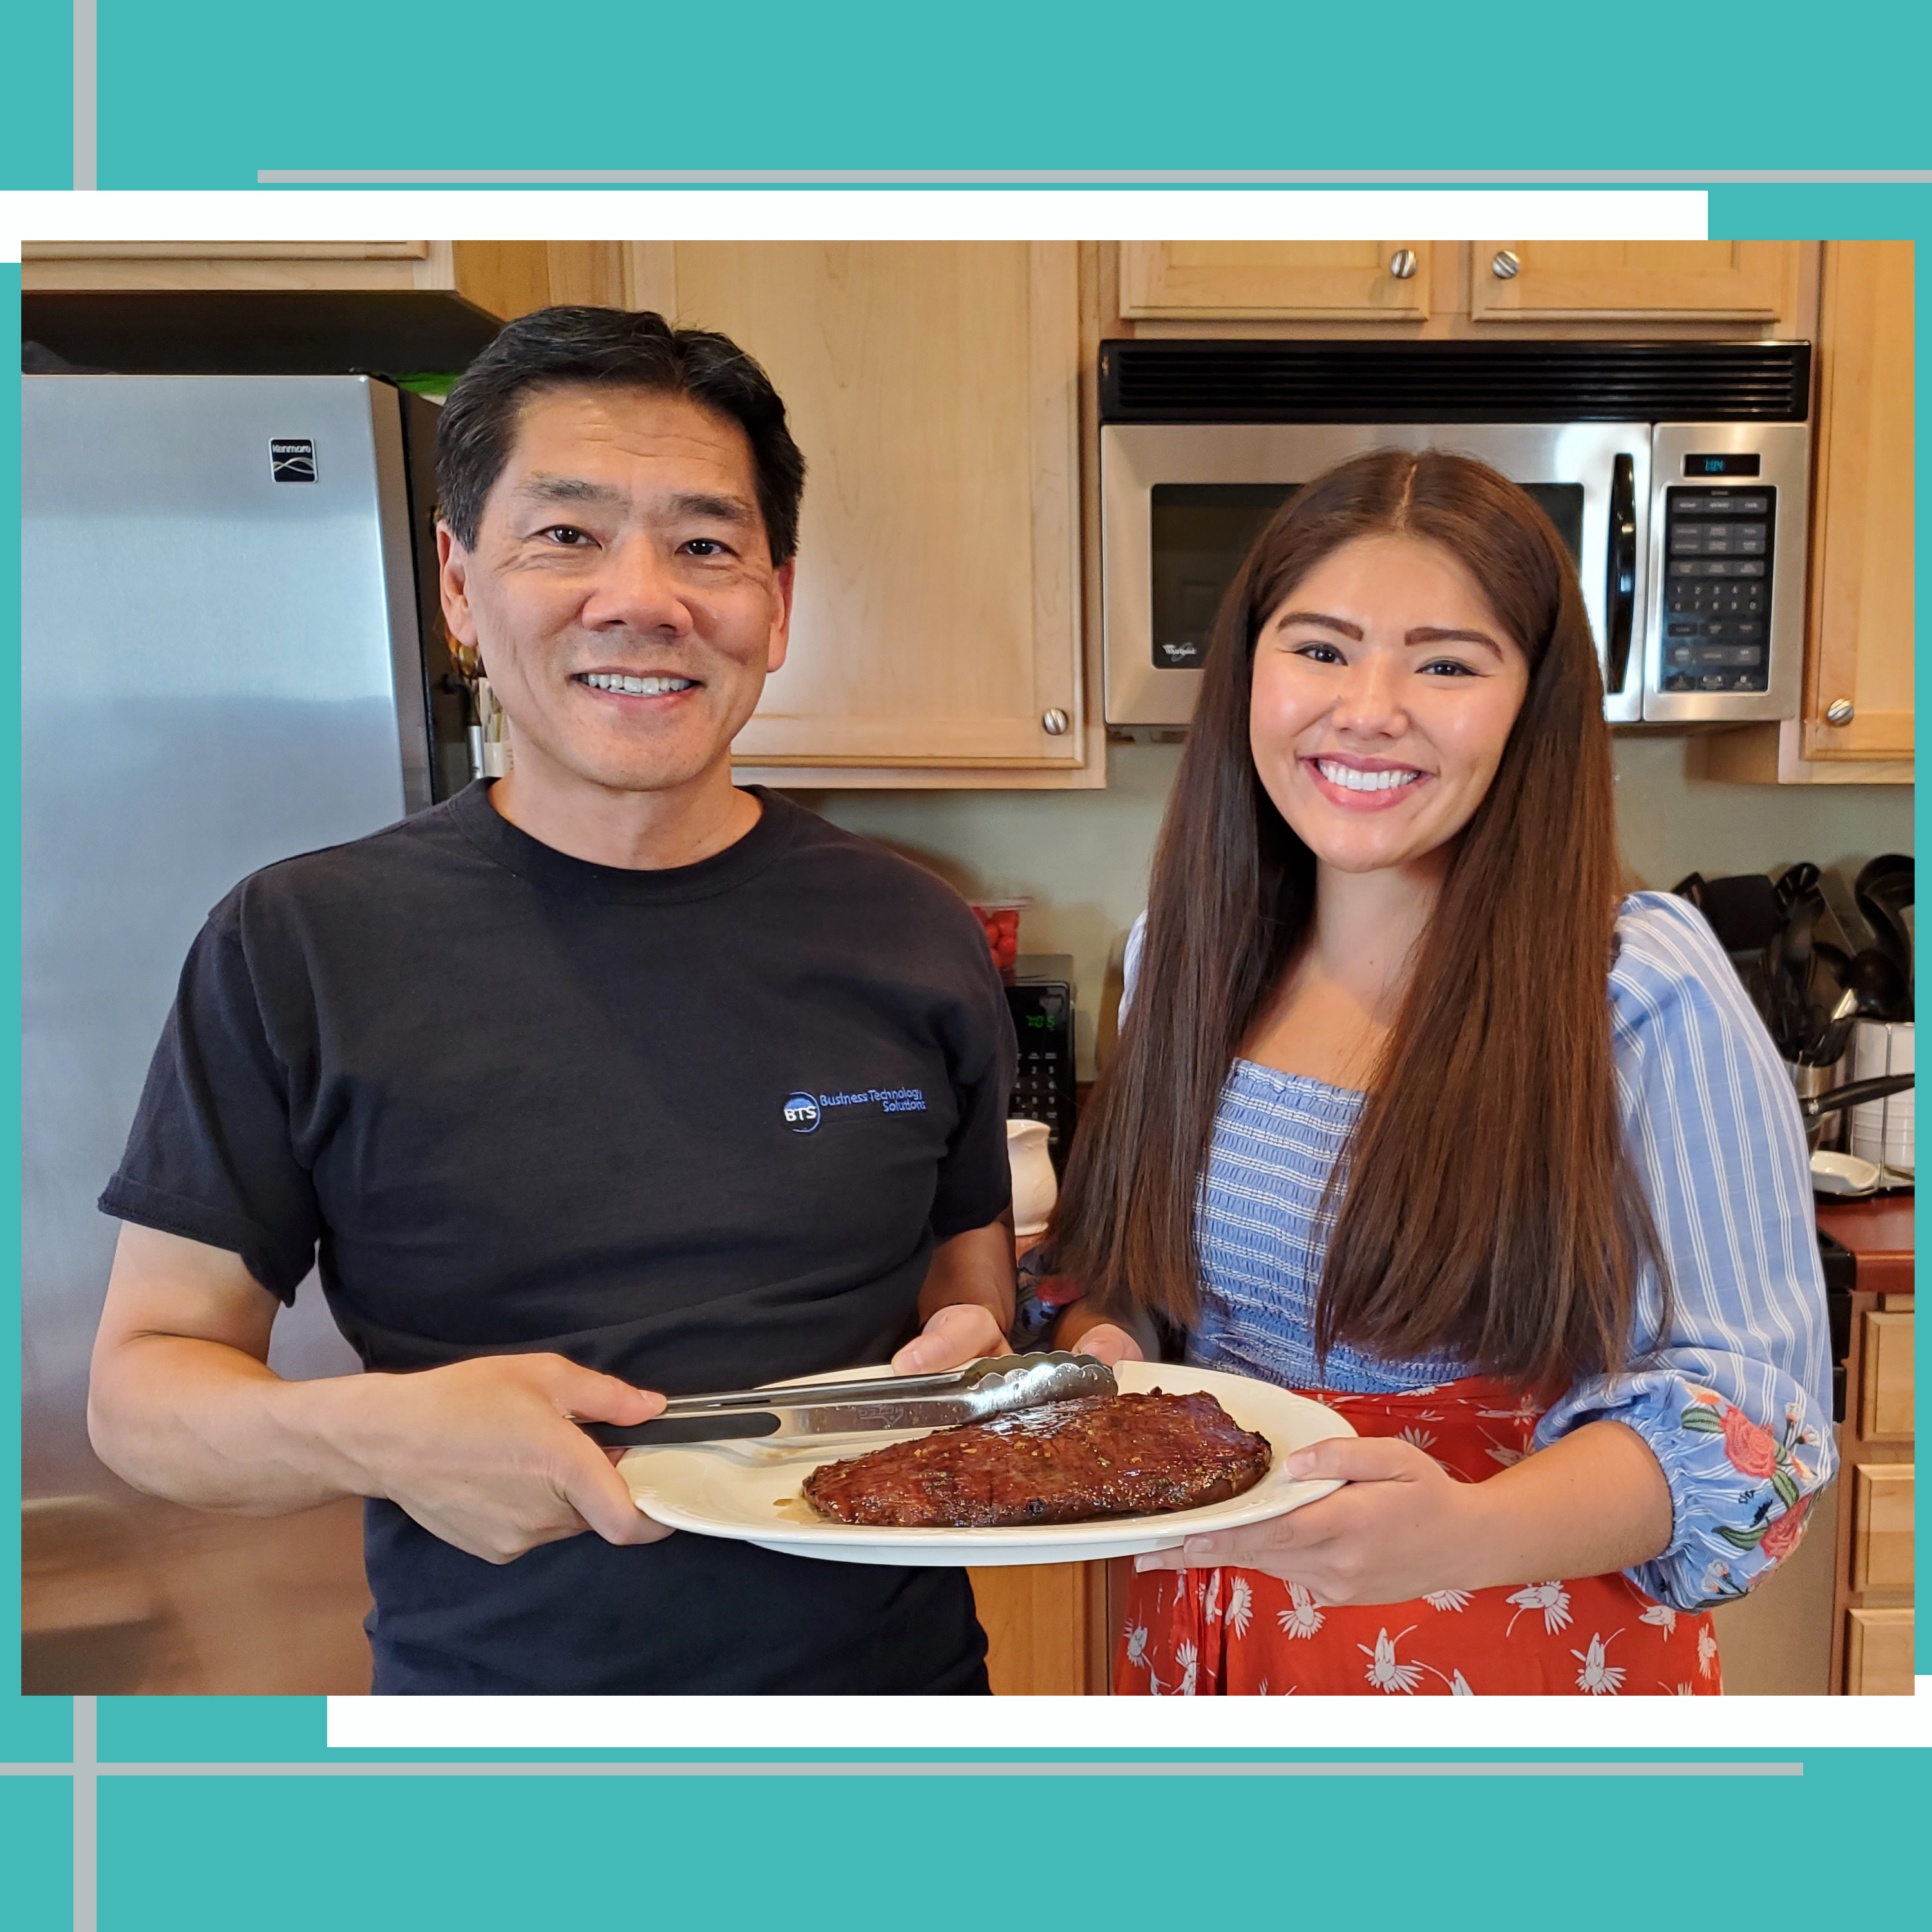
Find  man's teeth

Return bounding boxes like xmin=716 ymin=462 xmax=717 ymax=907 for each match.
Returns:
xmin=580 ymin=673 xmax=696 ymax=696
xmin=1316 ymin=760 xmax=1423 ymax=793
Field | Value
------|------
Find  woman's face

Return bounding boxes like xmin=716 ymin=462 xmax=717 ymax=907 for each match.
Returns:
xmin=1249 ymin=534 xmax=1532 ymax=880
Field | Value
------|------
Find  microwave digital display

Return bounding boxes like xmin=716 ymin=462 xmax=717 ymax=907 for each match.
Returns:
xmin=1685 ymin=452 xmax=1763 ymax=477
xmin=1148 ymin=480 xmax=1584 ymax=672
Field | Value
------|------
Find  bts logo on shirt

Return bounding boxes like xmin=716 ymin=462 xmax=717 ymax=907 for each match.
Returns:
xmin=782 ymin=1093 xmax=823 ymax=1133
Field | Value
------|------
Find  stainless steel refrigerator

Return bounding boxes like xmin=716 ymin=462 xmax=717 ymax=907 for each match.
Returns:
xmin=21 ymin=374 xmax=468 ymax=1693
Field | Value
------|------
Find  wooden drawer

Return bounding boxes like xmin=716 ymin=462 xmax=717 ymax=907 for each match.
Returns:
xmin=1859 ymin=1311 xmax=1916 ymax=1441
xmin=1844 ymin=1607 xmax=1915 ymax=1695
xmin=1852 ymin=1464 xmax=1915 ymax=1592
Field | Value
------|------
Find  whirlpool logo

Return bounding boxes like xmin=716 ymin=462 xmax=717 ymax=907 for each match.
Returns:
xmin=782 ymin=1093 xmax=823 ymax=1134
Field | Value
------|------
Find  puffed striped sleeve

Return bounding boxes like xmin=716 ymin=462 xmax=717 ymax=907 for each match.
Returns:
xmin=1532 ymin=893 xmax=1837 ymax=1611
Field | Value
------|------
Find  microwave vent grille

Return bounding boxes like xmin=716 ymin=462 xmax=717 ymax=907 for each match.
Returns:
xmin=1100 ymin=341 xmax=1812 ymax=424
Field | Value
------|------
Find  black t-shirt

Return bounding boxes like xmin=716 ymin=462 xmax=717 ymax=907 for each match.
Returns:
xmin=101 ymin=783 xmax=1015 ymax=1694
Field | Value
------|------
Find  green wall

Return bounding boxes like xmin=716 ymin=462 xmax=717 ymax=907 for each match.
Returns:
xmin=797 ymin=737 xmax=1914 ymax=1078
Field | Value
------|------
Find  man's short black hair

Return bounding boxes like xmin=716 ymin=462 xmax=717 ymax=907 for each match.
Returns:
xmin=436 ymin=305 xmax=806 ymax=564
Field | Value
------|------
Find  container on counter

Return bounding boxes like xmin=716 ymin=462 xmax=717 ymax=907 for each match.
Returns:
xmin=1006 ymin=1117 xmax=1057 ymax=1260
xmin=1849 ymin=1020 xmax=1914 ymax=1176
xmin=969 ymin=895 xmax=1030 ymax=975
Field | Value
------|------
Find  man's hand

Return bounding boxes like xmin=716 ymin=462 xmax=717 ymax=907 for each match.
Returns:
xmin=891 ymin=1303 xmax=1010 ymax=1374
xmin=88 ymin=1226 xmax=676 ymax=1567
xmin=338 ymin=1353 xmax=674 ymax=1565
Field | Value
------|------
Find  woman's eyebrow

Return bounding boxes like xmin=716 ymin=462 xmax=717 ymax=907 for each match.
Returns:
xmin=1274 ymin=609 xmax=1364 ymax=639
xmin=1406 ymin=625 xmax=1504 ymax=658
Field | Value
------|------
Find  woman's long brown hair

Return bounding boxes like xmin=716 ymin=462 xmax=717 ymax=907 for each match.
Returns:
xmin=1053 ymin=450 xmax=1664 ymax=1395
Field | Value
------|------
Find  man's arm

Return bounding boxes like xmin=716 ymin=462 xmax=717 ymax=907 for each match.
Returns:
xmin=889 ymin=1216 xmax=1016 ymax=1372
xmin=88 ymin=1223 xmax=670 ymax=1563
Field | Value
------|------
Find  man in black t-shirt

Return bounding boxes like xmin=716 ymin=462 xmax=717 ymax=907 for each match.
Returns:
xmin=88 ymin=308 xmax=1016 ymax=1694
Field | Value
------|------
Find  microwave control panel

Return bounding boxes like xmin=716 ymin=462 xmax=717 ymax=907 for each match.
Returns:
xmin=1659 ymin=487 xmax=1776 ymax=695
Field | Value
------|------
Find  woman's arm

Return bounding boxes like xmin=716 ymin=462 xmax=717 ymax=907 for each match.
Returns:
xmin=1134 ymin=1417 xmax=1670 ymax=1602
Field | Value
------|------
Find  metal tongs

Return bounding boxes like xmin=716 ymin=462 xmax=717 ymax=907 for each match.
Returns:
xmin=583 ymin=1350 xmax=1117 ymax=1448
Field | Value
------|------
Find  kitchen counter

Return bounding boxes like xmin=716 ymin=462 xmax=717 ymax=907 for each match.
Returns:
xmin=1815 ymin=1193 xmax=1915 ymax=1296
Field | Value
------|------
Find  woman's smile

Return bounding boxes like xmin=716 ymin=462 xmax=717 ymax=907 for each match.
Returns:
xmin=1303 ymin=753 xmax=1432 ymax=811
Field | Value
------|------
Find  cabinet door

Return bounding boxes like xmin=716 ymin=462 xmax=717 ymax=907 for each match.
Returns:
xmin=657 ymin=242 xmax=1083 ymax=770
xmin=1859 ymin=1311 xmax=1916 ymax=1442
xmin=1844 ymin=1607 xmax=1915 ymax=1695
xmin=1120 ymin=241 xmax=1432 ymax=320
xmin=1851 ymin=1464 xmax=1915 ymax=1593
xmin=20 ymin=239 xmax=625 ymax=317
xmin=1801 ymin=240 xmax=1915 ymax=762
xmin=967 ymin=1563 xmax=1098 ymax=1694
xmin=1470 ymin=241 xmax=1800 ymax=322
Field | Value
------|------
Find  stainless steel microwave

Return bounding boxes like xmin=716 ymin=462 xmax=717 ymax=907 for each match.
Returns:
xmin=1099 ymin=339 xmax=1813 ymax=730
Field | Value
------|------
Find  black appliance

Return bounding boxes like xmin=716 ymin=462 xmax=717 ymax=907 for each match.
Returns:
xmin=1005 ymin=955 xmax=1078 ymax=1173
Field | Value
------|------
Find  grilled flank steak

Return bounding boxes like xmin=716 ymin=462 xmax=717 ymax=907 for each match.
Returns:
xmin=801 ymin=1389 xmax=1272 ymax=1528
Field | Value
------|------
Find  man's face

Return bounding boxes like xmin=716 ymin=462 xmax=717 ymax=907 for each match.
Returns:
xmin=439 ymin=385 xmax=793 ymax=799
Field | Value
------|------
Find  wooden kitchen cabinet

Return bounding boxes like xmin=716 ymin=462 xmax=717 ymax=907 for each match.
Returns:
xmin=630 ymin=242 xmax=1090 ymax=783
xmin=1844 ymin=1607 xmax=1915 ymax=1696
xmin=1702 ymin=239 xmax=1913 ymax=785
xmin=1859 ymin=1309 xmax=1916 ymax=1441
xmin=1468 ymin=241 xmax=1802 ymax=323
xmin=1796 ymin=239 xmax=1915 ymax=766
xmin=970 ymin=1562 xmax=1108 ymax=1694
xmin=1850 ymin=1464 xmax=1915 ymax=1593
xmin=21 ymin=238 xmax=626 ymax=319
xmin=1818 ymin=1201 xmax=1915 ymax=1694
xmin=1120 ymin=240 xmax=1436 ymax=321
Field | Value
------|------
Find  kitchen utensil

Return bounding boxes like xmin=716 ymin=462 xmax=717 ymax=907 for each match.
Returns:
xmin=1854 ymin=856 xmax=1914 ymax=1018
xmin=1798 ymin=943 xmax=1853 ymax=1063
xmin=1848 ymin=947 xmax=1911 ymax=1024
xmin=582 ymin=1350 xmax=1115 ymax=1448
xmin=614 ymin=1359 xmax=1356 ymax=1568
xmin=1776 ymin=860 xmax=1822 ymax=914
xmin=1810 ymin=1150 xmax=1886 ymax=1197
xmin=1808 ymin=986 xmax=1860 ymax=1069
xmin=1794 ymin=1072 xmax=1915 ymax=1153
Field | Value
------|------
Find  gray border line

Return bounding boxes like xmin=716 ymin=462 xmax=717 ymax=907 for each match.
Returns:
xmin=254 ymin=167 xmax=1932 ymax=185
xmin=71 ymin=1698 xmax=96 ymax=1932
xmin=3 ymin=1759 xmax=1803 ymax=1777
xmin=70 ymin=0 xmax=96 ymax=190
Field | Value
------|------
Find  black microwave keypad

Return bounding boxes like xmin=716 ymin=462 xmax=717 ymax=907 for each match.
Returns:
xmin=1005 ymin=980 xmax=1077 ymax=1171
xmin=1660 ymin=486 xmax=1776 ymax=693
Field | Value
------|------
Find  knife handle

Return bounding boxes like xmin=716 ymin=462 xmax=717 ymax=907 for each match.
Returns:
xmin=584 ymin=1411 xmax=783 ymax=1448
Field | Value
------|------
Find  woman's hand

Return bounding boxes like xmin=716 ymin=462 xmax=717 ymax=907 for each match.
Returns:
xmin=1068 ymin=1321 xmax=1146 ymax=1368
xmin=1133 ymin=1435 xmax=1486 ymax=1604
xmin=891 ymin=1302 xmax=1010 ymax=1374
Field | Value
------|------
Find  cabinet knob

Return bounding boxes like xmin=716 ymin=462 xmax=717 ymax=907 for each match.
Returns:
xmin=1388 ymin=248 xmax=1419 ymax=281
xmin=1041 ymin=707 xmax=1070 ymax=737
xmin=1824 ymin=698 xmax=1856 ymax=727
xmin=1490 ymin=249 xmax=1522 ymax=280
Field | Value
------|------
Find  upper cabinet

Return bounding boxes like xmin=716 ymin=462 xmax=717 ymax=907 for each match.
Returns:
xmin=1705 ymin=240 xmax=1915 ymax=784
xmin=1119 ymin=240 xmax=1434 ymax=321
xmin=1468 ymin=240 xmax=1803 ymax=323
xmin=632 ymin=242 xmax=1090 ymax=784
xmin=1797 ymin=240 xmax=1915 ymax=765
xmin=21 ymin=239 xmax=627 ymax=319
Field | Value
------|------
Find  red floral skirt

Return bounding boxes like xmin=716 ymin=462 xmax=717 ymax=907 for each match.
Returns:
xmin=1114 ymin=1377 xmax=1721 ymax=1696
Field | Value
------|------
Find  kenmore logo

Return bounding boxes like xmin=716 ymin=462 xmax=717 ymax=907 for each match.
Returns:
xmin=782 ymin=1092 xmax=822 ymax=1133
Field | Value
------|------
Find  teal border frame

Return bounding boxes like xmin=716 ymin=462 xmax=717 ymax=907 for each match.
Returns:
xmin=5 ymin=19 xmax=1927 ymax=1917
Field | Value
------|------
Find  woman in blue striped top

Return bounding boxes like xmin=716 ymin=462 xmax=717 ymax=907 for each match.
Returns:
xmin=1048 ymin=450 xmax=1832 ymax=1696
